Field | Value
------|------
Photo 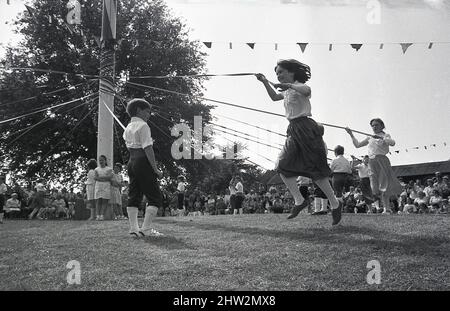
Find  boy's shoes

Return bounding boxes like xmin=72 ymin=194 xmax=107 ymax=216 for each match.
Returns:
xmin=287 ymin=200 xmax=308 ymax=219
xmin=139 ymin=229 xmax=164 ymax=237
xmin=332 ymin=201 xmax=343 ymax=225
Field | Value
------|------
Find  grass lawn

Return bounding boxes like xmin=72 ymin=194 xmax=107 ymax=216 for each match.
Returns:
xmin=1 ymin=213 xmax=449 ymax=291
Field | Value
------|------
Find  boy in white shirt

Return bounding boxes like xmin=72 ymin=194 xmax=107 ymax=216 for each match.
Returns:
xmin=122 ymin=99 xmax=163 ymax=237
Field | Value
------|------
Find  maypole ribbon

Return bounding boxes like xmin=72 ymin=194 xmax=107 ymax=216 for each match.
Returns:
xmin=128 ymin=72 xmax=258 ymax=79
xmin=126 ymin=81 xmax=375 ymax=137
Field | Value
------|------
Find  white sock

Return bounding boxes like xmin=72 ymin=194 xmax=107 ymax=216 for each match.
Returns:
xmin=314 ymin=198 xmax=321 ymax=213
xmin=321 ymin=199 xmax=328 ymax=211
xmin=141 ymin=205 xmax=158 ymax=231
xmin=127 ymin=207 xmax=139 ymax=233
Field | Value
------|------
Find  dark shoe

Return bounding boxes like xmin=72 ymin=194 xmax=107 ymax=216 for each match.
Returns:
xmin=287 ymin=200 xmax=308 ymax=219
xmin=332 ymin=201 xmax=343 ymax=225
xmin=129 ymin=232 xmax=140 ymax=238
xmin=312 ymin=210 xmax=328 ymax=215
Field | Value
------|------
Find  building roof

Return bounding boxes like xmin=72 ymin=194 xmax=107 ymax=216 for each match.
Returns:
xmin=392 ymin=160 xmax=450 ymax=177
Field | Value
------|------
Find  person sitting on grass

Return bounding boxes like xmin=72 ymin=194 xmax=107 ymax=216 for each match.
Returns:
xmin=5 ymin=193 xmax=22 ymax=219
xmin=429 ymin=189 xmax=443 ymax=213
xmin=402 ymin=198 xmax=417 ymax=214
xmin=53 ymin=194 xmax=69 ymax=219
xmin=414 ymin=191 xmax=429 ymax=214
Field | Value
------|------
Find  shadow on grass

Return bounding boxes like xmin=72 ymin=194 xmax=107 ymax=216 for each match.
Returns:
xmin=139 ymin=235 xmax=196 ymax=250
xmin=157 ymin=219 xmax=449 ymax=260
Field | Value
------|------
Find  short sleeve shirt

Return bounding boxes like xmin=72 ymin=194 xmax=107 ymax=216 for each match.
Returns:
xmin=123 ymin=117 xmax=154 ymax=149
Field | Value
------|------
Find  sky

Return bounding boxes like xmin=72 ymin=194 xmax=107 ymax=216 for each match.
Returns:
xmin=1 ymin=0 xmax=450 ymax=171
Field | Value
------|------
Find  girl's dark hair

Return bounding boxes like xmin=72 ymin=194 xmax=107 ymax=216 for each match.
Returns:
xmin=114 ymin=163 xmax=122 ymax=169
xmin=370 ymin=118 xmax=385 ymax=130
xmin=334 ymin=145 xmax=345 ymax=156
xmin=99 ymin=155 xmax=108 ymax=166
xmin=275 ymin=59 xmax=311 ymax=83
xmin=126 ymin=98 xmax=152 ymax=117
xmin=87 ymin=159 xmax=97 ymax=170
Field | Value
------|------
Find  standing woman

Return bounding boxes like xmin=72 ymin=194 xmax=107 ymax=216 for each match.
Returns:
xmin=0 ymin=176 xmax=7 ymax=224
xmin=85 ymin=159 xmax=97 ymax=220
xmin=234 ymin=176 xmax=245 ymax=215
xmin=228 ymin=176 xmax=237 ymax=214
xmin=176 ymin=176 xmax=186 ymax=214
xmin=256 ymin=59 xmax=342 ymax=225
xmin=110 ymin=163 xmax=124 ymax=220
xmin=94 ymin=155 xmax=113 ymax=220
xmin=345 ymin=118 xmax=402 ymax=213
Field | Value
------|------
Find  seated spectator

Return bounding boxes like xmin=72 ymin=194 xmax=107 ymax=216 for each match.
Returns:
xmin=414 ymin=191 xmax=429 ymax=213
xmin=5 ymin=193 xmax=22 ymax=219
xmin=53 ymin=194 xmax=69 ymax=219
xmin=272 ymin=196 xmax=284 ymax=214
xmin=402 ymin=198 xmax=417 ymax=214
xmin=354 ymin=193 xmax=368 ymax=214
xmin=423 ymin=179 xmax=435 ymax=198
xmin=429 ymin=189 xmax=443 ymax=212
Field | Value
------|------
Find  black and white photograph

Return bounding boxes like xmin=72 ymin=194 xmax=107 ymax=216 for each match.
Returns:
xmin=0 ymin=0 xmax=449 ymax=298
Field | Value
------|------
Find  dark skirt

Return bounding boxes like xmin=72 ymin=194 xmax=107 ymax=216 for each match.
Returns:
xmin=276 ymin=117 xmax=331 ymax=180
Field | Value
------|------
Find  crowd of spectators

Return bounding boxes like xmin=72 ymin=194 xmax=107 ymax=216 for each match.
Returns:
xmin=0 ymin=170 xmax=448 ymax=224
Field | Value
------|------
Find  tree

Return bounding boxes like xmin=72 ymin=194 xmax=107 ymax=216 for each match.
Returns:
xmin=0 ymin=0 xmax=218 ymax=186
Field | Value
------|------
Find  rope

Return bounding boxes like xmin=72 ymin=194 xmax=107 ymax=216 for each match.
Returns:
xmin=125 ymin=81 xmax=374 ymax=137
xmin=0 ymin=93 xmax=98 ymax=125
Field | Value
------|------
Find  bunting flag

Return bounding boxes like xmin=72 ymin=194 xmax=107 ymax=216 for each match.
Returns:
xmin=329 ymin=44 xmax=333 ymax=51
xmin=379 ymin=43 xmax=384 ymax=49
xmin=229 ymin=42 xmax=233 ymax=49
xmin=351 ymin=44 xmax=363 ymax=51
xmin=246 ymin=43 xmax=255 ymax=49
xmin=400 ymin=43 xmax=413 ymax=54
xmin=274 ymin=43 xmax=278 ymax=51
xmin=428 ymin=42 xmax=433 ymax=49
xmin=101 ymin=0 xmax=117 ymax=42
xmin=24 ymin=5 xmax=38 ymax=23
xmin=203 ymin=42 xmax=212 ymax=48
xmin=390 ymin=142 xmax=448 ymax=154
xmin=297 ymin=42 xmax=308 ymax=53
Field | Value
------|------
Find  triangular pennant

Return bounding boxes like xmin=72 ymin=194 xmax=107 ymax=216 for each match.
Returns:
xmin=274 ymin=43 xmax=278 ymax=51
xmin=395 ymin=150 xmax=400 ymax=154
xmin=428 ymin=42 xmax=433 ymax=49
xmin=329 ymin=44 xmax=333 ymax=51
xmin=432 ymin=144 xmax=436 ymax=147
xmin=24 ymin=5 xmax=34 ymax=17
xmin=413 ymin=146 xmax=419 ymax=149
xmin=444 ymin=142 xmax=447 ymax=146
xmin=350 ymin=44 xmax=363 ymax=51
xmin=246 ymin=43 xmax=255 ymax=49
xmin=424 ymin=146 xmax=427 ymax=150
xmin=400 ymin=43 xmax=413 ymax=54
xmin=203 ymin=42 xmax=212 ymax=48
xmin=297 ymin=43 xmax=308 ymax=53
xmin=229 ymin=42 xmax=233 ymax=49
xmin=388 ymin=152 xmax=392 ymax=155
xmin=405 ymin=149 xmax=408 ymax=152
xmin=379 ymin=43 xmax=384 ymax=49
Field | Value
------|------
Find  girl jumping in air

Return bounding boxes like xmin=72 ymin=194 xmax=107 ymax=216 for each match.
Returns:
xmin=256 ymin=59 xmax=342 ymax=225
